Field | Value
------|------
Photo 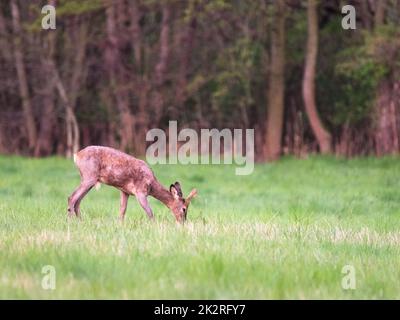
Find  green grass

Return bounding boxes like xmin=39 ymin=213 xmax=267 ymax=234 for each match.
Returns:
xmin=0 ymin=155 xmax=400 ymax=299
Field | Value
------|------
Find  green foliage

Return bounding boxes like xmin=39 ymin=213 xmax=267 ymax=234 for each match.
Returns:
xmin=333 ymin=61 xmax=385 ymax=125
xmin=331 ymin=26 xmax=400 ymax=125
xmin=212 ymin=37 xmax=261 ymax=124
xmin=1 ymin=156 xmax=400 ymax=298
xmin=286 ymin=10 xmax=307 ymax=67
xmin=336 ymin=40 xmax=388 ymax=90
xmin=203 ymin=0 xmax=232 ymax=13
xmin=53 ymin=0 xmax=104 ymax=16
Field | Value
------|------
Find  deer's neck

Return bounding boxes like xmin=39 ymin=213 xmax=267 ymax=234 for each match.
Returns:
xmin=150 ymin=180 xmax=174 ymax=209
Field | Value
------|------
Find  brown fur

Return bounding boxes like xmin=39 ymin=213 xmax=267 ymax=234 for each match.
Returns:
xmin=68 ymin=146 xmax=197 ymax=222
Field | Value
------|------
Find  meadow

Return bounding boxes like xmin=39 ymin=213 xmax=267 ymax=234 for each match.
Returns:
xmin=0 ymin=155 xmax=400 ymax=299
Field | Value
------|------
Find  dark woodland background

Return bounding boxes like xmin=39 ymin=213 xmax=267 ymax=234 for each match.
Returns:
xmin=0 ymin=0 xmax=399 ymax=161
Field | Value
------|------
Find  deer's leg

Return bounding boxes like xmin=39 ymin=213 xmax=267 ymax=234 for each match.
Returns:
xmin=68 ymin=186 xmax=81 ymax=217
xmin=136 ymin=193 xmax=154 ymax=220
xmin=67 ymin=180 xmax=96 ymax=218
xmin=74 ymin=184 xmax=95 ymax=218
xmin=119 ymin=191 xmax=129 ymax=221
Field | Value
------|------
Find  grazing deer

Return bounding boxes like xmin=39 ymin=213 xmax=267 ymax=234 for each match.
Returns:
xmin=68 ymin=146 xmax=197 ymax=223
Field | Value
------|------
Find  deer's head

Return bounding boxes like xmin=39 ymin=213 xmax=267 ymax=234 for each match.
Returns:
xmin=169 ymin=182 xmax=197 ymax=223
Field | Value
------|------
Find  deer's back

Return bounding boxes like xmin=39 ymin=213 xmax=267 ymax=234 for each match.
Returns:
xmin=74 ymin=146 xmax=155 ymax=194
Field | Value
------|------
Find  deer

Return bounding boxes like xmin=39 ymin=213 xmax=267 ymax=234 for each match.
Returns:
xmin=68 ymin=146 xmax=197 ymax=223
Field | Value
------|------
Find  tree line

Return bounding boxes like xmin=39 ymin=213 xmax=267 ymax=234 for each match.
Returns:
xmin=0 ymin=0 xmax=399 ymax=161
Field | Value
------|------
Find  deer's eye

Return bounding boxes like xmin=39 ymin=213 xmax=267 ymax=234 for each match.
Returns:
xmin=182 ymin=207 xmax=186 ymax=214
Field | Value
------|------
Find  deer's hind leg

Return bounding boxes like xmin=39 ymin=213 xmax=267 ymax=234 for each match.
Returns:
xmin=119 ymin=191 xmax=129 ymax=221
xmin=68 ymin=179 xmax=96 ymax=218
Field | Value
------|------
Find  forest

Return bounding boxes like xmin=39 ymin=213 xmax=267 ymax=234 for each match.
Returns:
xmin=0 ymin=0 xmax=399 ymax=161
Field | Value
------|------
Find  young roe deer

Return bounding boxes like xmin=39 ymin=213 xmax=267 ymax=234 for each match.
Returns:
xmin=68 ymin=146 xmax=197 ymax=223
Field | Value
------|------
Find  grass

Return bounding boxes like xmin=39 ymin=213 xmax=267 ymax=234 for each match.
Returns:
xmin=0 ymin=155 xmax=400 ymax=299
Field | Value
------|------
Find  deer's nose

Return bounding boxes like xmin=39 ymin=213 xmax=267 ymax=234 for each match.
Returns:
xmin=176 ymin=214 xmax=186 ymax=224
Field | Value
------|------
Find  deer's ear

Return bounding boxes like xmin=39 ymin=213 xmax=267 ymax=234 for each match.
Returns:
xmin=185 ymin=189 xmax=198 ymax=205
xmin=174 ymin=182 xmax=182 ymax=194
xmin=170 ymin=184 xmax=181 ymax=199
xmin=171 ymin=181 xmax=183 ymax=197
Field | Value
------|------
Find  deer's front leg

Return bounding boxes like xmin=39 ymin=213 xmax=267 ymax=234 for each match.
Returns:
xmin=119 ymin=191 xmax=129 ymax=221
xmin=68 ymin=180 xmax=96 ymax=218
xmin=136 ymin=193 xmax=154 ymax=220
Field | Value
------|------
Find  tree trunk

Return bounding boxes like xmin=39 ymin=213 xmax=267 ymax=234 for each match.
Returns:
xmin=129 ymin=0 xmax=148 ymax=155
xmin=0 ymin=123 xmax=5 ymax=154
xmin=52 ymin=65 xmax=80 ymax=158
xmin=174 ymin=14 xmax=197 ymax=118
xmin=35 ymin=30 xmax=56 ymax=157
xmin=44 ymin=1 xmax=82 ymax=158
xmin=0 ymin=7 xmax=11 ymax=61
xmin=302 ymin=0 xmax=332 ymax=154
xmin=105 ymin=0 xmax=135 ymax=152
xmin=359 ymin=0 xmax=373 ymax=30
xmin=69 ymin=18 xmax=88 ymax=108
xmin=10 ymin=0 xmax=37 ymax=153
xmin=129 ymin=0 xmax=142 ymax=71
xmin=373 ymin=0 xmax=399 ymax=156
xmin=374 ymin=0 xmax=386 ymax=27
xmin=100 ymin=89 xmax=118 ymax=148
xmin=152 ymin=3 xmax=171 ymax=124
xmin=0 ymin=5 xmax=12 ymax=155
xmin=265 ymin=0 xmax=286 ymax=161
xmin=374 ymin=80 xmax=399 ymax=156
xmin=50 ymin=15 xmax=88 ymax=158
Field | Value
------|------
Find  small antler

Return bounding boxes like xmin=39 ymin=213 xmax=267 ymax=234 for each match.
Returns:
xmin=185 ymin=189 xmax=198 ymax=205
